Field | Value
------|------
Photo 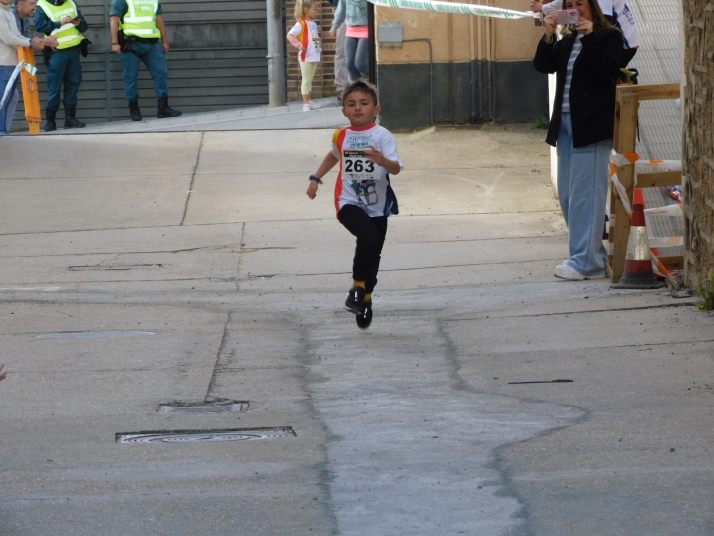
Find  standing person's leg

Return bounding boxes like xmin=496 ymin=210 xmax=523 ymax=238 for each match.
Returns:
xmin=5 ymin=89 xmax=20 ymax=134
xmin=121 ymin=46 xmax=143 ymax=120
xmin=354 ymin=37 xmax=370 ymax=79
xmin=334 ymin=22 xmax=349 ymax=97
xmin=44 ymin=52 xmax=67 ymax=131
xmin=344 ymin=36 xmax=361 ymax=82
xmin=0 ymin=66 xmax=19 ymax=135
xmin=556 ymin=113 xmax=574 ymax=227
xmin=565 ymin=137 xmax=611 ymax=276
xmin=142 ymin=41 xmax=181 ymax=118
xmin=299 ymin=60 xmax=318 ymax=108
xmin=62 ymin=48 xmax=85 ymax=128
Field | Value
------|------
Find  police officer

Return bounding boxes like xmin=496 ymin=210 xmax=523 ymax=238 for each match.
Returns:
xmin=109 ymin=0 xmax=181 ymax=121
xmin=34 ymin=0 xmax=88 ymax=131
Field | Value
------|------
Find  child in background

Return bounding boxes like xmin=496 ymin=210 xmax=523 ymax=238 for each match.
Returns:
xmin=306 ymin=81 xmax=403 ymax=329
xmin=287 ymin=0 xmax=322 ymax=112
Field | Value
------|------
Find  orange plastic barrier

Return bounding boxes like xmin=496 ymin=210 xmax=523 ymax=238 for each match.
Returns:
xmin=17 ymin=47 xmax=41 ymax=135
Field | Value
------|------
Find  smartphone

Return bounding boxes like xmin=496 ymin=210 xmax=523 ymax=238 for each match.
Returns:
xmin=554 ymin=9 xmax=578 ymax=25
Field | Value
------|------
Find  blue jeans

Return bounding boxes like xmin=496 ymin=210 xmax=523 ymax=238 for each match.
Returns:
xmin=0 ymin=65 xmax=19 ymax=135
xmin=345 ymin=36 xmax=369 ymax=81
xmin=556 ymin=113 xmax=611 ymax=276
xmin=121 ymin=41 xmax=169 ymax=102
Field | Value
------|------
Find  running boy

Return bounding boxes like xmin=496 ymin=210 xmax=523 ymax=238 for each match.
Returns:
xmin=306 ymin=80 xmax=403 ymax=329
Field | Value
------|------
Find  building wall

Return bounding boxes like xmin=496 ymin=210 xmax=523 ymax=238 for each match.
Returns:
xmin=682 ymin=0 xmax=714 ymax=291
xmin=375 ymin=0 xmax=548 ymax=130
xmin=285 ymin=0 xmax=339 ymax=101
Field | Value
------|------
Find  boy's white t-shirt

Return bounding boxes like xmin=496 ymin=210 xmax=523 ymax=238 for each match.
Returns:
xmin=330 ymin=124 xmax=404 ymax=218
xmin=288 ymin=20 xmax=321 ymax=62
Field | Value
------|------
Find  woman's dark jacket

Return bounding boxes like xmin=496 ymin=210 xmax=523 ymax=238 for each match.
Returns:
xmin=533 ymin=28 xmax=623 ymax=148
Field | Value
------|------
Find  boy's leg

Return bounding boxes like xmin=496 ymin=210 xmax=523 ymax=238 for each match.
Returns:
xmin=338 ymin=205 xmax=383 ymax=285
xmin=365 ymin=216 xmax=388 ymax=295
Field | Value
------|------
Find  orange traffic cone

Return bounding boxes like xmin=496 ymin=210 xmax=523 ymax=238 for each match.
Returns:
xmin=611 ymin=203 xmax=666 ymax=289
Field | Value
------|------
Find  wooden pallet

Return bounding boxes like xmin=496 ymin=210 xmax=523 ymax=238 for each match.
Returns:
xmin=609 ymin=82 xmax=682 ymax=283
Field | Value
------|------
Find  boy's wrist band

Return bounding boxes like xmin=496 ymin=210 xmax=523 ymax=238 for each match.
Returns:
xmin=309 ymin=175 xmax=323 ymax=184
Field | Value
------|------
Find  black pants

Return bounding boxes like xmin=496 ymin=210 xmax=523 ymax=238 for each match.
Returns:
xmin=338 ymin=204 xmax=388 ymax=294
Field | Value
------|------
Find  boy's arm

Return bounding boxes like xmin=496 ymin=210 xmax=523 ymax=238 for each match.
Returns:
xmin=307 ymin=152 xmax=339 ymax=199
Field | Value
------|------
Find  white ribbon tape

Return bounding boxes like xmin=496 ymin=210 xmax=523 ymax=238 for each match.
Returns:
xmin=369 ymin=0 xmax=538 ymax=19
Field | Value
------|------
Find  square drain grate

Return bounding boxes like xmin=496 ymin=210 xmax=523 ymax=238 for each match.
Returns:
xmin=116 ymin=427 xmax=295 ymax=444
xmin=158 ymin=401 xmax=248 ymax=413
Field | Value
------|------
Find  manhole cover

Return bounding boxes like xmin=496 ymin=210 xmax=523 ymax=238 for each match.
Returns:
xmin=158 ymin=400 xmax=248 ymax=413
xmin=116 ymin=427 xmax=295 ymax=444
xmin=335 ymin=309 xmax=441 ymax=319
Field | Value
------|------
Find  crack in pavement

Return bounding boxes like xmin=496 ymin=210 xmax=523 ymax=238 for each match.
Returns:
xmin=180 ymin=132 xmax=205 ymax=226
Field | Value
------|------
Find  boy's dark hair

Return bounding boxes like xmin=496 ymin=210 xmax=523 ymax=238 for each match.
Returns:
xmin=342 ymin=80 xmax=378 ymax=105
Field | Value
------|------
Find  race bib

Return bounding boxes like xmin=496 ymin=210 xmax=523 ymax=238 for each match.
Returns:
xmin=343 ymin=150 xmax=378 ymax=182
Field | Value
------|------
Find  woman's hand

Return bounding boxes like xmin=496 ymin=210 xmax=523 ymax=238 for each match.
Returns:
xmin=543 ymin=14 xmax=557 ymax=42
xmin=575 ymin=16 xmax=593 ymax=35
xmin=329 ymin=29 xmax=336 ymax=37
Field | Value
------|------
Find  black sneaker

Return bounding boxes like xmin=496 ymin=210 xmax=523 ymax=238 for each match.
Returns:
xmin=344 ymin=286 xmax=366 ymax=313
xmin=356 ymin=300 xmax=373 ymax=329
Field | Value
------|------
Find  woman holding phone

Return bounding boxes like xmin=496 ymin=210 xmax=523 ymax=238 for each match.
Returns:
xmin=533 ymin=0 xmax=623 ymax=280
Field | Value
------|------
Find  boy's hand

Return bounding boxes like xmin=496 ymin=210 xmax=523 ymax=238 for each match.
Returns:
xmin=307 ymin=180 xmax=319 ymax=199
xmin=363 ymin=148 xmax=388 ymax=167
xmin=364 ymin=148 xmax=401 ymax=176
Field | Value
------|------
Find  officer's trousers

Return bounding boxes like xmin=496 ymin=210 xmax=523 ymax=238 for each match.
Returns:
xmin=121 ymin=41 xmax=168 ymax=102
xmin=46 ymin=46 xmax=82 ymax=112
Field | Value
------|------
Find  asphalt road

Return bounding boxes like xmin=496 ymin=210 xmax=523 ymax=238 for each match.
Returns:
xmin=0 ymin=124 xmax=712 ymax=535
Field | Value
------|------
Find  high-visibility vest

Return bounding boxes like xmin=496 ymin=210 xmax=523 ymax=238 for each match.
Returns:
xmin=36 ymin=0 xmax=84 ymax=50
xmin=121 ymin=0 xmax=161 ymax=39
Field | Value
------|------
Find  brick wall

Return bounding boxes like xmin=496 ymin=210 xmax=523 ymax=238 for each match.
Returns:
xmin=285 ymin=0 xmax=339 ymax=102
xmin=682 ymin=0 xmax=714 ymax=291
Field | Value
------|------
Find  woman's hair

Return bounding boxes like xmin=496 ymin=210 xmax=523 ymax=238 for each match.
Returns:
xmin=294 ymin=0 xmax=316 ymax=21
xmin=561 ymin=0 xmax=614 ymax=35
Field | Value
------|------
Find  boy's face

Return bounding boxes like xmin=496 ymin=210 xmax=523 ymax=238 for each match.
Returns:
xmin=342 ymin=91 xmax=381 ymax=128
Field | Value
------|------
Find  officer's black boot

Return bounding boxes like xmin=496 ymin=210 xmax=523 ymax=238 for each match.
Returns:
xmin=64 ymin=108 xmax=86 ymax=129
xmin=128 ymin=100 xmax=142 ymax=122
xmin=157 ymin=97 xmax=182 ymax=118
xmin=44 ymin=110 xmax=57 ymax=132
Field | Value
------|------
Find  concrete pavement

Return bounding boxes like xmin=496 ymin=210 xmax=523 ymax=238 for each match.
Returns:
xmin=0 ymin=123 xmax=712 ymax=535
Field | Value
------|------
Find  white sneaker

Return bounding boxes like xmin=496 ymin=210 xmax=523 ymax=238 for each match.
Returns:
xmin=554 ymin=263 xmax=586 ymax=281
xmin=307 ymin=101 xmax=320 ymax=110
xmin=554 ymin=263 xmax=608 ymax=280
xmin=302 ymin=103 xmax=312 ymax=112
